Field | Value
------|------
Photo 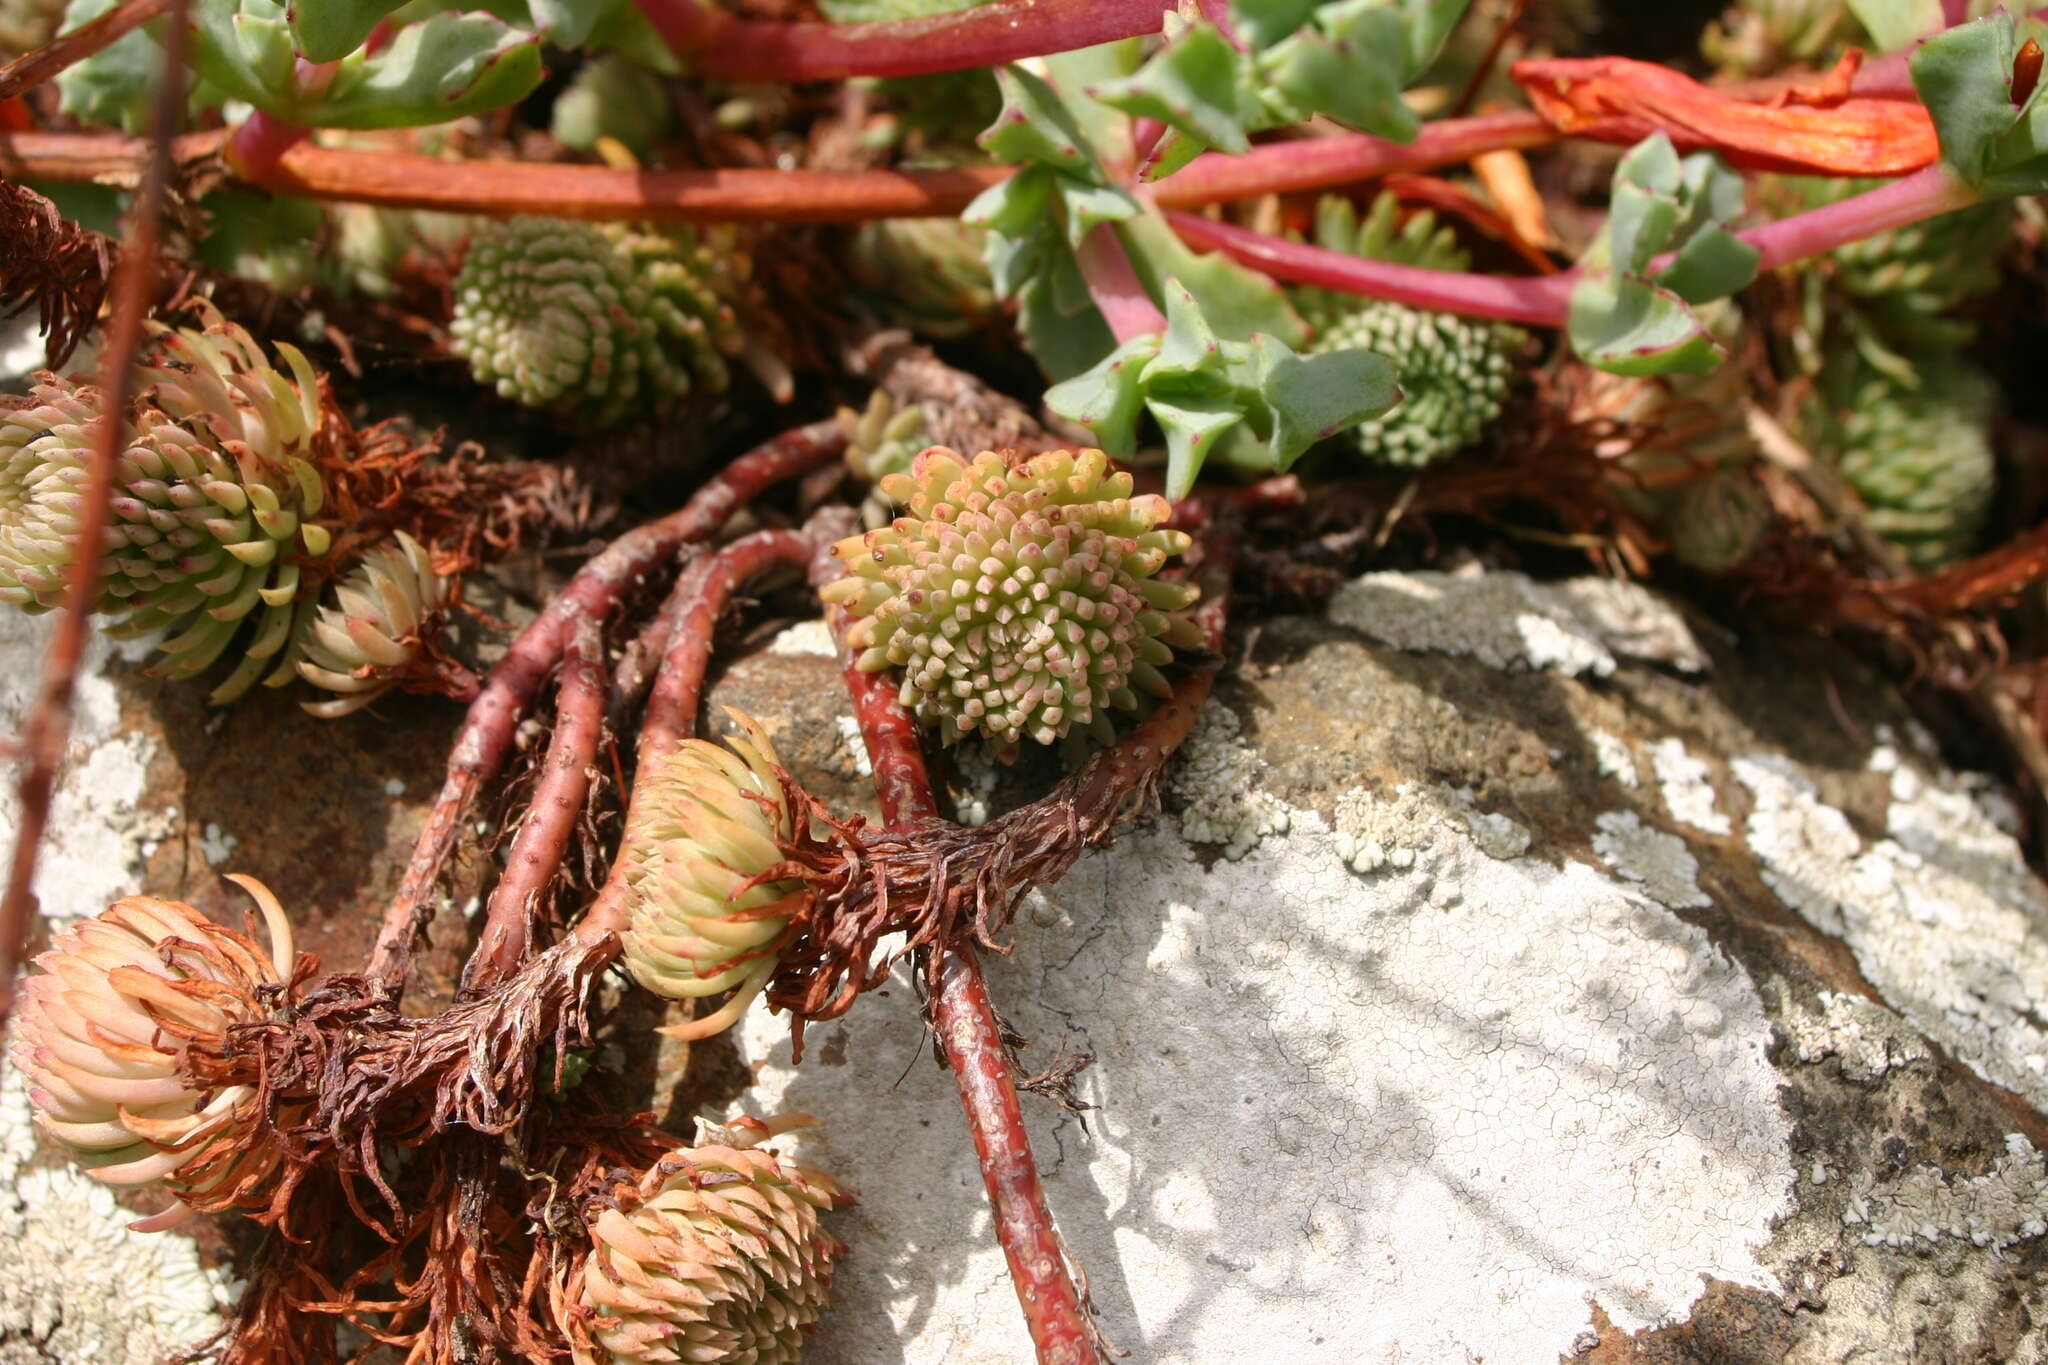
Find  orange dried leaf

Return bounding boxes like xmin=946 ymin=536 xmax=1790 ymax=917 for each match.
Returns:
xmin=1510 ymin=53 xmax=1938 ymax=176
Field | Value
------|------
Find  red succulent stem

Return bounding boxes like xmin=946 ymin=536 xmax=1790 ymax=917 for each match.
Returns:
xmin=639 ymin=529 xmax=817 ymax=769
xmin=0 ymin=0 xmax=168 ymax=104
xmin=821 ymin=564 xmax=1101 ymax=1363
xmin=1146 ymin=111 xmax=1558 ymax=205
xmin=368 ymin=420 xmax=846 ymax=990
xmin=1167 ymin=209 xmax=1577 ymax=325
xmin=1075 ymin=224 xmax=1167 ymax=345
xmin=636 ymin=0 xmax=1169 ymax=81
xmin=463 ymin=612 xmax=608 ymax=995
xmin=0 ymin=0 xmax=184 ymax=1031
xmin=223 ymin=110 xmax=311 ymax=179
xmin=1737 ymin=162 xmax=1980 ymax=271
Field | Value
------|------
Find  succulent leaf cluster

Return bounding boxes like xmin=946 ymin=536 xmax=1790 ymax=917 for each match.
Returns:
xmin=1822 ymin=356 xmax=1998 ymax=571
xmin=1570 ymin=133 xmax=1759 ymax=376
xmin=9 ymin=878 xmax=293 ymax=1221
xmin=551 ymin=53 xmax=677 ymax=159
xmin=620 ymin=715 xmax=805 ymax=1040
xmin=296 ymin=531 xmax=451 ymax=718
xmin=822 ymin=446 xmax=1202 ymax=749
xmin=0 ymin=310 xmax=337 ymax=703
xmin=563 ymin=1123 xmax=844 ymax=1365
xmin=1299 ymin=195 xmax=1525 ymax=467
xmin=848 ymin=216 xmax=998 ymax=340
xmin=450 ymin=216 xmax=744 ymax=425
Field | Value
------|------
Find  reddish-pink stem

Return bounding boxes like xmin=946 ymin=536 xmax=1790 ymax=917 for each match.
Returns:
xmin=823 ymin=591 xmax=1099 ymax=1364
xmin=578 ymin=525 xmax=842 ymax=948
xmin=640 ymin=528 xmax=816 ymax=766
xmin=463 ymin=612 xmax=608 ymax=994
xmin=1147 ymin=111 xmax=1558 ymax=204
xmin=0 ymin=0 xmax=183 ymax=1031
xmin=0 ymin=0 xmax=167 ymax=103
xmin=1075 ymin=224 xmax=1167 ymax=344
xmin=224 ymin=110 xmax=311 ymax=179
xmin=367 ymin=420 xmax=845 ymax=988
xmin=1166 ymin=209 xmax=1577 ymax=325
xmin=1738 ymin=163 xmax=1980 ymax=271
xmin=636 ymin=0 xmax=1168 ymax=81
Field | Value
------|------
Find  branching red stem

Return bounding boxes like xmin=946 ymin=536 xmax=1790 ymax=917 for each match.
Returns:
xmin=224 ymin=110 xmax=311 ymax=179
xmin=0 ymin=0 xmax=185 ymax=1031
xmin=636 ymin=0 xmax=1168 ymax=81
xmin=0 ymin=0 xmax=167 ymax=104
xmin=463 ymin=612 xmax=609 ymax=995
xmin=1076 ymin=224 xmax=1167 ymax=344
xmin=367 ymin=420 xmax=846 ymax=990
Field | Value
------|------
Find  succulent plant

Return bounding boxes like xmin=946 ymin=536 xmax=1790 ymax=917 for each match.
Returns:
xmin=620 ymin=713 xmax=806 ymax=1040
xmin=0 ymin=307 xmax=335 ymax=703
xmin=1297 ymin=194 xmax=1525 ymax=468
xmin=295 ymin=532 xmax=451 ymax=719
xmin=1822 ymin=356 xmax=1999 ymax=572
xmin=561 ymin=1118 xmax=845 ymax=1365
xmin=821 ymin=446 xmax=1202 ymax=749
xmin=847 ymin=216 xmax=998 ymax=340
xmin=0 ymin=0 xmax=61 ymax=60
xmin=551 ymin=54 xmax=676 ymax=160
xmin=449 ymin=216 xmax=745 ymax=425
xmin=1669 ymin=465 xmax=1773 ymax=573
xmin=9 ymin=876 xmax=293 ymax=1228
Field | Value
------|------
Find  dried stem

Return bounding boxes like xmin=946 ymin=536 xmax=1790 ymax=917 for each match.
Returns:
xmin=0 ymin=0 xmax=185 ymax=1031
xmin=0 ymin=0 xmax=167 ymax=104
xmin=463 ymin=612 xmax=609 ymax=995
xmin=636 ymin=0 xmax=1169 ymax=81
xmin=367 ymin=420 xmax=846 ymax=990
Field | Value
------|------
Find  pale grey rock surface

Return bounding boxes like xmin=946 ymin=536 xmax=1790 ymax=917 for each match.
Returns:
xmin=7 ymin=563 xmax=2048 ymax=1364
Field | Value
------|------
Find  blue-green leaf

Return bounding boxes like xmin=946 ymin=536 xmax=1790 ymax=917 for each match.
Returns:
xmin=1569 ymin=276 xmax=1724 ymax=376
xmin=528 ymin=0 xmax=607 ymax=46
xmin=1256 ymin=333 xmax=1399 ymax=469
xmin=1091 ymin=16 xmax=1253 ymax=154
xmin=1044 ymin=336 xmax=1161 ymax=454
xmin=979 ymin=64 xmax=1099 ymax=172
xmin=1658 ymin=226 xmax=1760 ymax=305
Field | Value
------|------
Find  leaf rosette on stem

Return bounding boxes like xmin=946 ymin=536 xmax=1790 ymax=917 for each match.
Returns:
xmin=822 ymin=445 xmax=1206 ymax=751
xmin=8 ymin=875 xmax=297 ymax=1229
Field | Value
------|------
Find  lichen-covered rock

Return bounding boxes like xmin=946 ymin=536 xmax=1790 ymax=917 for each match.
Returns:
xmin=449 ymin=216 xmax=743 ymax=425
xmin=821 ymin=446 xmax=1202 ymax=748
xmin=561 ymin=1121 xmax=844 ymax=1365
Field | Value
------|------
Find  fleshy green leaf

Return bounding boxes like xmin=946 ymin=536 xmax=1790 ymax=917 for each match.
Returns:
xmin=1845 ymin=0 xmax=1940 ymax=53
xmin=1569 ymin=276 xmax=1724 ymax=376
xmin=1044 ymin=336 xmax=1161 ymax=453
xmin=288 ymin=0 xmax=406 ymax=63
xmin=529 ymin=0 xmax=608 ymax=46
xmin=191 ymin=1 xmax=543 ymax=129
xmin=1233 ymin=0 xmax=1321 ymax=49
xmin=1265 ymin=7 xmax=1418 ymax=143
xmin=1658 ymin=226 xmax=1760 ymax=305
xmin=979 ymin=64 xmax=1099 ymax=172
xmin=1911 ymin=11 xmax=2048 ymax=195
xmin=1118 ymin=210 xmax=1307 ymax=347
xmin=1256 ymin=333 xmax=1399 ymax=469
xmin=1091 ymin=15 xmax=1254 ymax=154
xmin=962 ymin=163 xmax=1054 ymax=239
xmin=1151 ymin=391 xmax=1246 ymax=498
xmin=1053 ymin=173 xmax=1140 ymax=249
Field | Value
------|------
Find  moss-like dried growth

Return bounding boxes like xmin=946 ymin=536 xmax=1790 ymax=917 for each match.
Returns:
xmin=620 ymin=714 xmax=806 ymax=1041
xmin=822 ymin=446 xmax=1201 ymax=749
xmin=561 ymin=1120 xmax=845 ymax=1365
xmin=449 ymin=216 xmax=745 ymax=425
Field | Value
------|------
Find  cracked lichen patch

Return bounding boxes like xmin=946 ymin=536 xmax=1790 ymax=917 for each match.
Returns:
xmin=1651 ymin=737 xmax=1732 ymax=836
xmin=1593 ymin=810 xmax=1709 ymax=909
xmin=1164 ymin=703 xmax=1289 ymax=859
xmin=1775 ymin=985 xmax=1932 ymax=1083
xmin=1846 ymin=1134 xmax=2048 ymax=1252
xmin=0 ymin=1054 xmax=233 ymax=1362
xmin=1734 ymin=748 xmax=2048 ymax=1112
xmin=1331 ymin=782 xmax=1530 ymax=891
xmin=0 ymin=612 xmax=163 ymax=923
xmin=1326 ymin=568 xmax=1705 ymax=678
xmin=729 ymin=814 xmax=1793 ymax=1364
